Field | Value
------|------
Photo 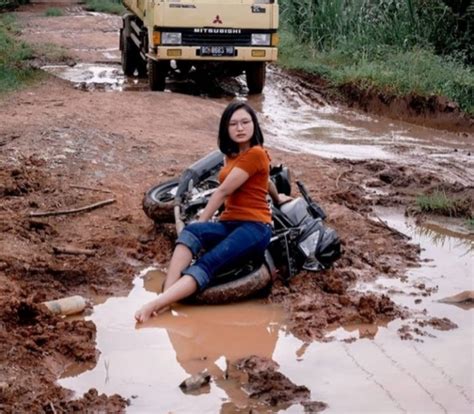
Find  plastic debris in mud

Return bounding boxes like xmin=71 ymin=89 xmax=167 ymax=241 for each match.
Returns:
xmin=42 ymin=295 xmax=88 ymax=316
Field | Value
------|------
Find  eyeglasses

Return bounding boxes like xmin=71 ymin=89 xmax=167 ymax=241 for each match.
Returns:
xmin=229 ymin=118 xmax=253 ymax=128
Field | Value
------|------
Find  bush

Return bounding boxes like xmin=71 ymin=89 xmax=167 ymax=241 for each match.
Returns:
xmin=84 ymin=0 xmax=125 ymax=15
xmin=44 ymin=7 xmax=63 ymax=17
xmin=278 ymin=0 xmax=474 ymax=113
xmin=0 ymin=14 xmax=36 ymax=93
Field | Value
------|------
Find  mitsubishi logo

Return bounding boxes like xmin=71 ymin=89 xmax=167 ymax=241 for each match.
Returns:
xmin=213 ymin=15 xmax=223 ymax=24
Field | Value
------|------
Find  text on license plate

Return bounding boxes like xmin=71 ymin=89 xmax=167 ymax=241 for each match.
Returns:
xmin=200 ymin=46 xmax=235 ymax=57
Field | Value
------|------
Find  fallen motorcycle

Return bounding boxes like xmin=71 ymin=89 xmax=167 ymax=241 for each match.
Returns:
xmin=143 ymin=150 xmax=341 ymax=304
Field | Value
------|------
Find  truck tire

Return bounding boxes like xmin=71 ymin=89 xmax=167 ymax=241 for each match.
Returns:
xmin=246 ymin=62 xmax=266 ymax=94
xmin=142 ymin=178 xmax=179 ymax=223
xmin=192 ymin=264 xmax=272 ymax=305
xmin=121 ymin=27 xmax=140 ymax=76
xmin=149 ymin=59 xmax=168 ymax=91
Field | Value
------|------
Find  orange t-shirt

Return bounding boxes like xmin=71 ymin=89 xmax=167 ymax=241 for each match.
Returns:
xmin=218 ymin=146 xmax=271 ymax=224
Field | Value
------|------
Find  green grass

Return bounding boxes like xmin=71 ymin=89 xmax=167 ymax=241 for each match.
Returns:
xmin=84 ymin=0 xmax=125 ymax=15
xmin=415 ymin=191 xmax=472 ymax=218
xmin=44 ymin=7 xmax=63 ymax=17
xmin=466 ymin=218 xmax=474 ymax=229
xmin=277 ymin=30 xmax=474 ymax=115
xmin=278 ymin=0 xmax=474 ymax=114
xmin=0 ymin=14 xmax=38 ymax=94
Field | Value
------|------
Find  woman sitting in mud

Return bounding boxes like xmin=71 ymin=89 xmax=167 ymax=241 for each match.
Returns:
xmin=135 ymin=101 xmax=289 ymax=323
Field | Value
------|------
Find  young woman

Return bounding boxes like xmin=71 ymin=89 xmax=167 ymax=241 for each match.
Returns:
xmin=135 ymin=101 xmax=289 ymax=323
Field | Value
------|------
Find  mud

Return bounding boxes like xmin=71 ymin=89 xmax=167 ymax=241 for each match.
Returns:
xmin=287 ymin=68 xmax=474 ymax=133
xmin=229 ymin=355 xmax=326 ymax=410
xmin=0 ymin=1 xmax=473 ymax=412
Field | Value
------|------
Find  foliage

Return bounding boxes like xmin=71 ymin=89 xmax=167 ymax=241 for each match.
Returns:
xmin=415 ymin=191 xmax=472 ymax=217
xmin=0 ymin=13 xmax=36 ymax=93
xmin=44 ymin=7 xmax=63 ymax=17
xmin=280 ymin=0 xmax=473 ymax=63
xmin=84 ymin=0 xmax=125 ymax=15
xmin=278 ymin=0 xmax=474 ymax=113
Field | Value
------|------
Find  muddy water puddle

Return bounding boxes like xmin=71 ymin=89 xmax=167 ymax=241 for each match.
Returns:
xmin=42 ymin=64 xmax=127 ymax=90
xmin=248 ymin=69 xmax=473 ymax=185
xmin=59 ymin=210 xmax=473 ymax=413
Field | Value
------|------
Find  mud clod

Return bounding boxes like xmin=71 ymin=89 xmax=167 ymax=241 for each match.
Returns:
xmin=232 ymin=356 xmax=326 ymax=410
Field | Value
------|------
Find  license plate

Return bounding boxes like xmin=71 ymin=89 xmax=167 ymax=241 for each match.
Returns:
xmin=200 ymin=46 xmax=235 ymax=57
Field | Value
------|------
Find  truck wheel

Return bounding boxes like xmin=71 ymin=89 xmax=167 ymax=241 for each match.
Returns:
xmin=246 ymin=62 xmax=266 ymax=94
xmin=142 ymin=178 xmax=179 ymax=223
xmin=149 ymin=59 xmax=168 ymax=91
xmin=192 ymin=264 xmax=272 ymax=305
xmin=121 ymin=28 xmax=139 ymax=77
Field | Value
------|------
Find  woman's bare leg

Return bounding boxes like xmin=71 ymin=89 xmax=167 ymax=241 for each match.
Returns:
xmin=135 ymin=275 xmax=197 ymax=323
xmin=162 ymin=244 xmax=193 ymax=291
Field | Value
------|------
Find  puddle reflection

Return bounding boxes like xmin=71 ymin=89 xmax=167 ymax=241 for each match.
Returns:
xmin=58 ymin=214 xmax=472 ymax=413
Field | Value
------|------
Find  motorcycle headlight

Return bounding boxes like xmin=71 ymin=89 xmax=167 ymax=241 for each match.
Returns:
xmin=251 ymin=33 xmax=271 ymax=46
xmin=298 ymin=230 xmax=320 ymax=257
xmin=162 ymin=32 xmax=182 ymax=45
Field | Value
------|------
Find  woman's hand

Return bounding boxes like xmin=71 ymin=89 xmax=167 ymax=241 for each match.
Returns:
xmin=135 ymin=299 xmax=159 ymax=324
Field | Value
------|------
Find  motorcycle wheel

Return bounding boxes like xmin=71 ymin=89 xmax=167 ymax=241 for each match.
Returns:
xmin=142 ymin=178 xmax=179 ymax=223
xmin=192 ymin=263 xmax=271 ymax=305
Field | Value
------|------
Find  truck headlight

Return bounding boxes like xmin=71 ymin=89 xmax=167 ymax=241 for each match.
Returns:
xmin=162 ymin=32 xmax=182 ymax=45
xmin=251 ymin=33 xmax=271 ymax=46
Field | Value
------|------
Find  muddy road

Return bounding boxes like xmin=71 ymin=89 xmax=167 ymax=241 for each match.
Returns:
xmin=0 ymin=2 xmax=473 ymax=413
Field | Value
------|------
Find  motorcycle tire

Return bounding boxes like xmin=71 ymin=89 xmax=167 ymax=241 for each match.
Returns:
xmin=192 ymin=263 xmax=271 ymax=305
xmin=142 ymin=178 xmax=179 ymax=223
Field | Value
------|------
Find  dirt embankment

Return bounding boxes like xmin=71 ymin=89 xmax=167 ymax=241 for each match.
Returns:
xmin=287 ymin=68 xmax=474 ymax=134
xmin=0 ymin=2 xmax=472 ymax=412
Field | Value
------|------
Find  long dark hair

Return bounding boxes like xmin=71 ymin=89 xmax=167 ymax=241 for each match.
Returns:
xmin=218 ymin=101 xmax=264 ymax=156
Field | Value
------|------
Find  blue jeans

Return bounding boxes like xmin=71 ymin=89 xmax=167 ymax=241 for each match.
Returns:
xmin=176 ymin=221 xmax=272 ymax=291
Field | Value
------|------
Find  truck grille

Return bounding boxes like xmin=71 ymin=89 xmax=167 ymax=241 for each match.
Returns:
xmin=182 ymin=31 xmax=252 ymax=46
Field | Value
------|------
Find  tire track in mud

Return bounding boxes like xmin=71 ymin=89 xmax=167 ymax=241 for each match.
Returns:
xmin=342 ymin=343 xmax=408 ymax=413
xmin=372 ymin=341 xmax=449 ymax=414
xmin=411 ymin=344 xmax=473 ymax=405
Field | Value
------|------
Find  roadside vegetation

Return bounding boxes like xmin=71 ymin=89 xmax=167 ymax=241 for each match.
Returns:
xmin=279 ymin=0 xmax=474 ymax=114
xmin=0 ymin=13 xmax=37 ymax=93
xmin=84 ymin=0 xmax=125 ymax=15
xmin=44 ymin=7 xmax=63 ymax=17
xmin=415 ymin=191 xmax=472 ymax=218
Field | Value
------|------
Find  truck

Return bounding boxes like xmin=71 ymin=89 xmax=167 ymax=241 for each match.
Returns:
xmin=120 ymin=0 xmax=279 ymax=93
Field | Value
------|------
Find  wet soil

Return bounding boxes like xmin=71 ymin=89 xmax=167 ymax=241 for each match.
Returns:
xmin=0 ymin=1 xmax=473 ymax=412
xmin=288 ymin=68 xmax=474 ymax=133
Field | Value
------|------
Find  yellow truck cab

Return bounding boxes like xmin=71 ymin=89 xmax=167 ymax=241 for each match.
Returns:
xmin=120 ymin=0 xmax=279 ymax=93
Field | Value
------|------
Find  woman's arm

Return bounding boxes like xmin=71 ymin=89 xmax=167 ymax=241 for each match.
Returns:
xmin=268 ymin=180 xmax=292 ymax=206
xmin=198 ymin=167 xmax=249 ymax=222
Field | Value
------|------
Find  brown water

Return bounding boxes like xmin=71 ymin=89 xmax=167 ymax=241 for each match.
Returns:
xmin=248 ymin=68 xmax=473 ymax=185
xmin=58 ymin=209 xmax=473 ymax=413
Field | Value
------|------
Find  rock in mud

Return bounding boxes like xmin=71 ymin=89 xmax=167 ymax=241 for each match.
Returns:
xmin=417 ymin=317 xmax=458 ymax=331
xmin=179 ymin=371 xmax=211 ymax=393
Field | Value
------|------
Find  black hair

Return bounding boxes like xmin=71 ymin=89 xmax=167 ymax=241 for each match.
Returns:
xmin=218 ymin=101 xmax=264 ymax=156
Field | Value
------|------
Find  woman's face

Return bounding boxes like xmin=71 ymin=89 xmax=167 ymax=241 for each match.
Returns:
xmin=228 ymin=108 xmax=254 ymax=148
